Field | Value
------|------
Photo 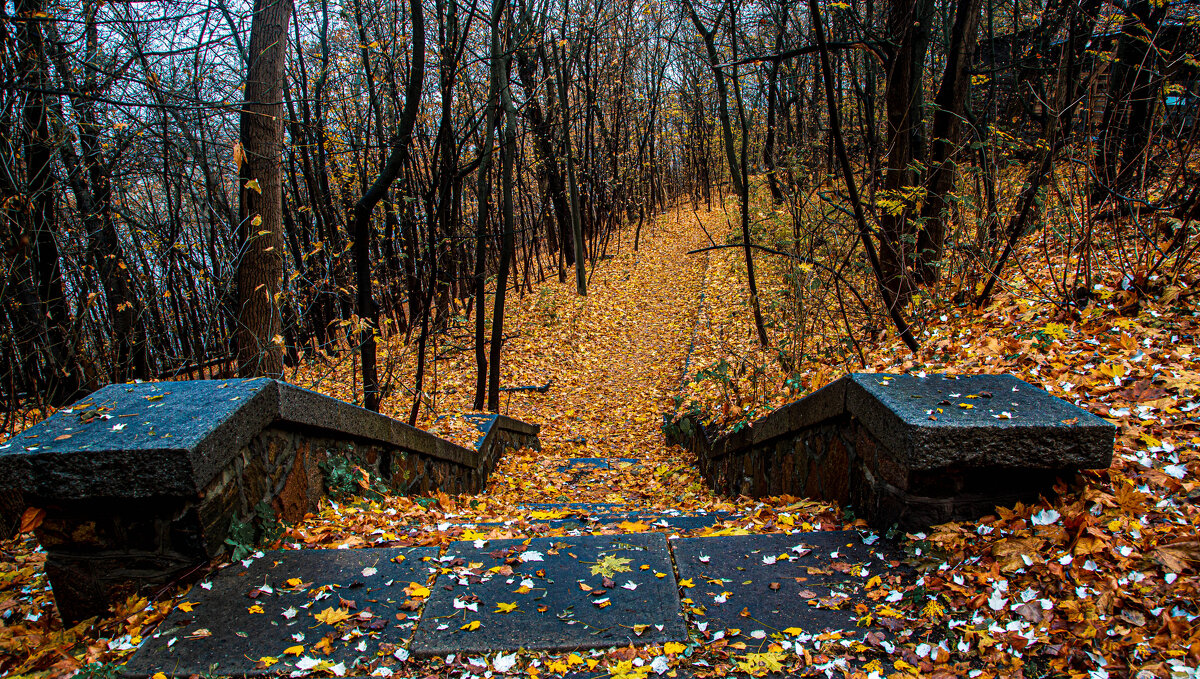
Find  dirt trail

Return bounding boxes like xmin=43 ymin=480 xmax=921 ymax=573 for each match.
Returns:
xmin=476 ymin=211 xmax=719 ymax=509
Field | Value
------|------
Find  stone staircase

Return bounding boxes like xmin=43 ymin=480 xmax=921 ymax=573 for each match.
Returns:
xmin=123 ymin=457 xmax=902 ymax=678
xmin=3 ymin=374 xmax=1114 ymax=676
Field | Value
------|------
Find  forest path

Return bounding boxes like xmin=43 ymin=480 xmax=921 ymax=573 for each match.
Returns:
xmin=477 ymin=208 xmax=720 ymax=510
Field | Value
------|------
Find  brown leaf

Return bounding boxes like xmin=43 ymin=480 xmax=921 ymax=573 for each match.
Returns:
xmin=1153 ymin=539 xmax=1200 ymax=573
xmin=19 ymin=507 xmax=45 ymax=533
xmin=1013 ymin=602 xmax=1043 ymax=623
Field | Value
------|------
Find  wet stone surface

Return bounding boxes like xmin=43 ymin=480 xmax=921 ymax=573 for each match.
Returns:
xmin=410 ymin=533 xmax=687 ymax=656
xmin=672 ymin=531 xmax=899 ymax=647
xmin=554 ymin=458 xmax=642 ymax=474
xmin=124 ymin=547 xmax=438 ymax=677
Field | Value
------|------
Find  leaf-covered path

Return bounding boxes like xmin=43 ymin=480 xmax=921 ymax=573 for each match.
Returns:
xmin=476 ymin=212 xmax=714 ymax=509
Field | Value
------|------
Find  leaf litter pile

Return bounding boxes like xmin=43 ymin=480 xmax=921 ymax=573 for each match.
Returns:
xmin=1 ymin=206 xmax=1198 ymax=679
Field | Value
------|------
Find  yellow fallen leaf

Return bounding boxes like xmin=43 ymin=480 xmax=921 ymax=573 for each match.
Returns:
xmin=247 ymin=604 xmax=264 ymax=614
xmin=258 ymin=656 xmax=279 ymax=667
xmin=461 ymin=620 xmax=481 ymax=631
xmin=405 ymin=582 xmax=431 ymax=598
xmin=679 ymin=578 xmax=694 ymax=587
xmin=177 ymin=601 xmax=196 ymax=612
xmin=664 ymin=641 xmax=687 ymax=654
xmin=314 ymin=607 xmax=352 ymax=625
xmin=495 ymin=602 xmax=518 ymax=613
xmin=284 ymin=645 xmax=304 ymax=656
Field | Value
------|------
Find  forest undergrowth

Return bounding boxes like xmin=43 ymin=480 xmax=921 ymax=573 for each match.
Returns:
xmin=2 ymin=204 xmax=1199 ymax=679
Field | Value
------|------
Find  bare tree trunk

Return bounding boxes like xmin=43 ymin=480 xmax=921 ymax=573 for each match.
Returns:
xmin=352 ymin=0 xmax=424 ymax=413
xmin=878 ymin=0 xmax=932 ymax=301
xmin=487 ymin=0 xmax=515 ymax=412
xmin=763 ymin=2 xmax=788 ymax=204
xmin=809 ymin=0 xmax=920 ymax=352
xmin=236 ymin=0 xmax=293 ymax=378
xmin=473 ymin=0 xmax=504 ymax=411
xmin=16 ymin=0 xmax=79 ymax=404
xmin=727 ymin=8 xmax=770 ymax=349
xmin=915 ymin=0 xmax=983 ymax=282
xmin=48 ymin=6 xmax=149 ymax=383
xmin=683 ymin=0 xmax=742 ymax=196
xmin=551 ymin=39 xmax=586 ymax=296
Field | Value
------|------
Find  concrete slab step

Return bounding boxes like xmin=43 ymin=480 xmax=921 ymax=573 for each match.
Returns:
xmin=124 ymin=547 xmax=438 ymax=677
xmin=671 ymin=531 xmax=890 ymax=646
xmin=410 ymin=533 xmax=688 ymax=656
xmin=124 ymin=530 xmax=903 ymax=676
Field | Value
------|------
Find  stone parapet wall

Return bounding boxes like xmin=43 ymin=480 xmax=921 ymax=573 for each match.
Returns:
xmin=667 ymin=373 xmax=1115 ymax=530
xmin=0 ymin=379 xmax=540 ymax=622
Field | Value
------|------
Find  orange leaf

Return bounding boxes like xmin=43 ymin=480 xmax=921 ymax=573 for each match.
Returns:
xmin=19 ymin=507 xmax=45 ymax=533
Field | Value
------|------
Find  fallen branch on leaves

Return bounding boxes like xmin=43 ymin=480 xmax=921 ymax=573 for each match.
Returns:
xmin=499 ymin=379 xmax=553 ymax=394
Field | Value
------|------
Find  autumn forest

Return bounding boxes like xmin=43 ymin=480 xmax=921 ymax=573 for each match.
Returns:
xmin=2 ymin=0 xmax=1200 ymax=674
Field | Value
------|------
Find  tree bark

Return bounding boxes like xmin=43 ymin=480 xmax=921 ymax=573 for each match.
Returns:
xmin=350 ymin=0 xmax=425 ymax=412
xmin=915 ymin=0 xmax=983 ymax=282
xmin=551 ymin=39 xmax=586 ymax=296
xmin=236 ymin=0 xmax=293 ymax=378
xmin=878 ymin=0 xmax=932 ymax=300
xmin=809 ymin=0 xmax=920 ymax=352
xmin=683 ymin=0 xmax=743 ymax=196
xmin=15 ymin=0 xmax=79 ymax=404
xmin=488 ymin=0 xmax=516 ymax=412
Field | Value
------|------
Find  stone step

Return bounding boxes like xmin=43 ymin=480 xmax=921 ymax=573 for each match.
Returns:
xmin=124 ymin=529 xmax=902 ymax=677
xmin=125 ymin=546 xmax=440 ymax=677
xmin=410 ymin=532 xmax=687 ymax=656
xmin=451 ymin=509 xmax=733 ymax=533
xmin=553 ymin=457 xmax=641 ymax=474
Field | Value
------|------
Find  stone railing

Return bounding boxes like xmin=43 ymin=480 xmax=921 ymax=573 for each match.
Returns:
xmin=666 ymin=373 xmax=1114 ymax=530
xmin=0 ymin=378 xmax=539 ymax=622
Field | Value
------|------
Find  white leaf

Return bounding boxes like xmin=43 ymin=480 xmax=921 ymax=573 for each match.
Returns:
xmin=493 ymin=651 xmax=518 ymax=673
xmin=1030 ymin=509 xmax=1060 ymax=526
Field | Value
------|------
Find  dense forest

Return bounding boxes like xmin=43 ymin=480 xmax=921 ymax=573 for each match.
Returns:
xmin=2 ymin=0 xmax=1197 ymax=425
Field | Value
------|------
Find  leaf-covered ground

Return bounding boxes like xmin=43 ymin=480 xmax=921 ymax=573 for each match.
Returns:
xmin=2 ymin=206 xmax=1199 ymax=678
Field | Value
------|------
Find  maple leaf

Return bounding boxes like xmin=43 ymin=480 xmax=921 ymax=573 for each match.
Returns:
xmin=404 ymin=582 xmax=431 ymax=598
xmin=589 ymin=555 xmax=633 ymax=578
xmin=461 ymin=620 xmax=481 ymax=631
xmin=283 ymin=645 xmax=304 ymax=656
xmin=735 ymin=651 xmax=786 ymax=676
xmin=495 ymin=602 xmax=518 ymax=613
xmin=313 ymin=607 xmax=351 ymax=625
